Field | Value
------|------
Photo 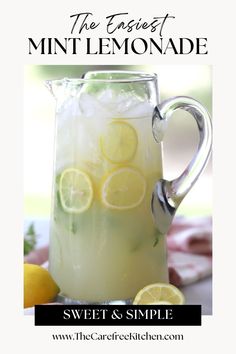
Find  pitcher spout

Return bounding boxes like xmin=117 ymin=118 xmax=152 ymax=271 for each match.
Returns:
xmin=45 ymin=78 xmax=70 ymax=99
xmin=45 ymin=80 xmax=54 ymax=97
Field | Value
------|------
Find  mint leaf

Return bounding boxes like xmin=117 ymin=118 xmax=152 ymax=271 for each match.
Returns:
xmin=24 ymin=223 xmax=37 ymax=255
xmin=153 ymin=231 xmax=160 ymax=247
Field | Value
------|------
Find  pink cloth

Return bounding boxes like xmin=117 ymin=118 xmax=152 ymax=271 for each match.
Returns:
xmin=24 ymin=246 xmax=48 ymax=265
xmin=167 ymin=216 xmax=212 ymax=286
xmin=168 ymin=216 xmax=212 ymax=255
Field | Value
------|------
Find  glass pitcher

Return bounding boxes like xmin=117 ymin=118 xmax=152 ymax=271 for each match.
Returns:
xmin=46 ymin=71 xmax=212 ymax=304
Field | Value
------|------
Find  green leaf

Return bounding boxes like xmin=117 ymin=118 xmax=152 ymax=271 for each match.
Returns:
xmin=70 ymin=221 xmax=78 ymax=234
xmin=26 ymin=223 xmax=35 ymax=236
xmin=24 ymin=223 xmax=37 ymax=255
xmin=56 ymin=190 xmax=61 ymax=207
xmin=153 ymin=231 xmax=160 ymax=247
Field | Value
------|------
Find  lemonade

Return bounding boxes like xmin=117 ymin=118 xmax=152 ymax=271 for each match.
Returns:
xmin=49 ymin=84 xmax=169 ymax=302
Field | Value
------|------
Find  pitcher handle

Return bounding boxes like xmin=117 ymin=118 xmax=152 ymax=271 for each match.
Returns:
xmin=151 ymin=96 xmax=212 ymax=234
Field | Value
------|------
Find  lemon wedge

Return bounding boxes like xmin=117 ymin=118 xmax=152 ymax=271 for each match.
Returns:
xmin=133 ymin=283 xmax=185 ymax=305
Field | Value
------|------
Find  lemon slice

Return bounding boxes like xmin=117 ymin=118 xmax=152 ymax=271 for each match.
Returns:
xmin=59 ymin=168 xmax=93 ymax=213
xmin=100 ymin=121 xmax=138 ymax=163
xmin=101 ymin=167 xmax=146 ymax=210
xmin=133 ymin=283 xmax=185 ymax=305
xmin=148 ymin=301 xmax=172 ymax=305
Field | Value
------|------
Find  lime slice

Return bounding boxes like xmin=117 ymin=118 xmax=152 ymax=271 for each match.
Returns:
xmin=101 ymin=167 xmax=146 ymax=210
xmin=100 ymin=121 xmax=138 ymax=163
xmin=59 ymin=168 xmax=93 ymax=214
xmin=133 ymin=283 xmax=185 ymax=305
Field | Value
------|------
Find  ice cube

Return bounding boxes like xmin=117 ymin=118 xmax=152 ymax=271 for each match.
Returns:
xmin=96 ymin=88 xmax=153 ymax=117
xmin=122 ymin=101 xmax=154 ymax=118
xmin=97 ymin=88 xmax=115 ymax=105
xmin=79 ymin=92 xmax=111 ymax=119
xmin=97 ymin=89 xmax=138 ymax=115
xmin=56 ymin=96 xmax=81 ymax=129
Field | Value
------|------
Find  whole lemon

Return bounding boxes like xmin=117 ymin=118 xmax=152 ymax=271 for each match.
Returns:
xmin=24 ymin=263 xmax=60 ymax=308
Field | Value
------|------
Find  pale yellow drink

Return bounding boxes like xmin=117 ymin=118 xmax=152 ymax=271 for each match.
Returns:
xmin=49 ymin=91 xmax=169 ymax=302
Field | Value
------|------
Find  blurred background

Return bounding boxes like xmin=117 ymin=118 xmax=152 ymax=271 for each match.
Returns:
xmin=24 ymin=65 xmax=212 ymax=219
